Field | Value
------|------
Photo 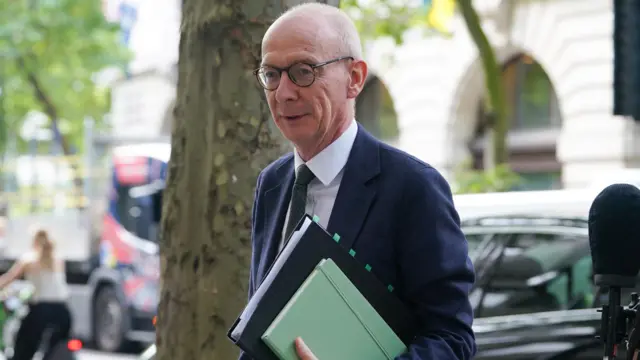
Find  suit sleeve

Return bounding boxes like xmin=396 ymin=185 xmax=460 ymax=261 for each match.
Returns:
xmin=394 ymin=166 xmax=476 ymax=360
xmin=248 ymin=170 xmax=264 ymax=300
xmin=238 ymin=170 xmax=264 ymax=360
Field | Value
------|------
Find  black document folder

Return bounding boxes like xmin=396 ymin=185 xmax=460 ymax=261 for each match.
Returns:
xmin=227 ymin=215 xmax=418 ymax=360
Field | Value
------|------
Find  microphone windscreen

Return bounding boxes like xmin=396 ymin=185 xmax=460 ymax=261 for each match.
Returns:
xmin=589 ymin=183 xmax=640 ymax=282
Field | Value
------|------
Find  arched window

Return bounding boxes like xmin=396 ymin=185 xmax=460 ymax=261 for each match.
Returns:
xmin=356 ymin=76 xmax=399 ymax=144
xmin=470 ymin=54 xmax=563 ymax=191
xmin=503 ymin=54 xmax=562 ymax=130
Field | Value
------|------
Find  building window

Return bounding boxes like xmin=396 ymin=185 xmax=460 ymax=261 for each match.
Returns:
xmin=356 ymin=76 xmax=399 ymax=143
xmin=470 ymin=54 xmax=563 ymax=191
xmin=503 ymin=54 xmax=561 ymax=130
xmin=511 ymin=172 xmax=563 ymax=191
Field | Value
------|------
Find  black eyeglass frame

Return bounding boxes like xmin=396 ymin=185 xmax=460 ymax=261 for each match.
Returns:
xmin=254 ymin=56 xmax=354 ymax=90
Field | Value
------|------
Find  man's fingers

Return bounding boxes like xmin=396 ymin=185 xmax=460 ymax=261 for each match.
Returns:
xmin=295 ymin=337 xmax=316 ymax=360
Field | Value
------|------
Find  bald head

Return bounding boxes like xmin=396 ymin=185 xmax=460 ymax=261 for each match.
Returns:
xmin=263 ymin=3 xmax=363 ymax=60
xmin=259 ymin=3 xmax=368 ymax=161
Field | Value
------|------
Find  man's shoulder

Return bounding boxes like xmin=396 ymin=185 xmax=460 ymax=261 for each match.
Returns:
xmin=376 ymin=143 xmax=456 ymax=215
xmin=378 ymin=142 xmax=446 ymax=186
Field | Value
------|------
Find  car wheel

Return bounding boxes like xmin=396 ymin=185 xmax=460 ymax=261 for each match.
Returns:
xmin=93 ymin=286 xmax=126 ymax=352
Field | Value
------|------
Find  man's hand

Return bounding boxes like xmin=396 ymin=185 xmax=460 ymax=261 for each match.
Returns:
xmin=295 ymin=337 xmax=318 ymax=360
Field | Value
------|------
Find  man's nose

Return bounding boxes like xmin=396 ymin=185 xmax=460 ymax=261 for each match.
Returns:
xmin=274 ymin=73 xmax=299 ymax=103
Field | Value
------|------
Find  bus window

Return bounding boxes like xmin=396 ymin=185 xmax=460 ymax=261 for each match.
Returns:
xmin=115 ymin=184 xmax=154 ymax=242
xmin=149 ymin=189 xmax=163 ymax=243
xmin=152 ymin=189 xmax=162 ymax=224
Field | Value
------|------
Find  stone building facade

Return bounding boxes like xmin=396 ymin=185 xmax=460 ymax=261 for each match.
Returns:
xmin=365 ymin=0 xmax=640 ymax=189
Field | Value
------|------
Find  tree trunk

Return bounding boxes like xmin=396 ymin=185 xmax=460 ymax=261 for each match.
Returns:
xmin=156 ymin=1 xmax=338 ymax=359
xmin=457 ymin=0 xmax=508 ymax=168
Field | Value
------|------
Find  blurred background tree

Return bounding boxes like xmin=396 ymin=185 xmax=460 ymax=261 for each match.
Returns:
xmin=0 ymin=0 xmax=130 ymax=157
xmin=452 ymin=160 xmax=522 ymax=194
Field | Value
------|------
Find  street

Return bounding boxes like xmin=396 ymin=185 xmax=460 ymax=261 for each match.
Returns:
xmin=0 ymin=350 xmax=139 ymax=360
xmin=77 ymin=350 xmax=138 ymax=360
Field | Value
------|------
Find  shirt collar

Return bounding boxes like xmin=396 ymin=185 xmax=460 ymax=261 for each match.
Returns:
xmin=294 ymin=119 xmax=358 ymax=186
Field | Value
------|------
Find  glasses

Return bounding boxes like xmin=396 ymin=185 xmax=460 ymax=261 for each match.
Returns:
xmin=254 ymin=56 xmax=354 ymax=90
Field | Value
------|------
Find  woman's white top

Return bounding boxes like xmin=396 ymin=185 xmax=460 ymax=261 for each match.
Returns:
xmin=21 ymin=252 xmax=69 ymax=302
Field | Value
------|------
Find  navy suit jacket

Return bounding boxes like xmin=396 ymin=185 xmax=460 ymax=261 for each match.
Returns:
xmin=240 ymin=124 xmax=476 ymax=359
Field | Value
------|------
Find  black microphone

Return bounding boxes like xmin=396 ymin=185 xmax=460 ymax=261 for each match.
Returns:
xmin=589 ymin=183 xmax=640 ymax=359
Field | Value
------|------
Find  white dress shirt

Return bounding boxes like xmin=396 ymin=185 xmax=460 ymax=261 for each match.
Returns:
xmin=278 ymin=120 xmax=358 ymax=250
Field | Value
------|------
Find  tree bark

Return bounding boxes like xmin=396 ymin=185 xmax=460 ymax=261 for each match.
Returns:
xmin=457 ymin=0 xmax=509 ymax=168
xmin=156 ymin=1 xmax=338 ymax=359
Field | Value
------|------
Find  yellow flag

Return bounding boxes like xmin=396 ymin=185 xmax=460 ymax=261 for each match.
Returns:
xmin=426 ymin=0 xmax=456 ymax=35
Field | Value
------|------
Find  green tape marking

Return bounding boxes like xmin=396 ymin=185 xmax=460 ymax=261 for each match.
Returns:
xmin=349 ymin=249 xmax=356 ymax=257
xmin=365 ymin=264 xmax=372 ymax=272
xmin=312 ymin=215 xmax=320 ymax=223
xmin=387 ymin=285 xmax=394 ymax=292
xmin=333 ymin=233 xmax=341 ymax=242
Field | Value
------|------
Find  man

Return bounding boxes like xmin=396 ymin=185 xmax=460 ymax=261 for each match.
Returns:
xmin=243 ymin=3 xmax=476 ymax=359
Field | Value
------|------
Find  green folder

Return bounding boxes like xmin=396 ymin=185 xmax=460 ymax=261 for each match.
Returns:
xmin=261 ymin=258 xmax=407 ymax=360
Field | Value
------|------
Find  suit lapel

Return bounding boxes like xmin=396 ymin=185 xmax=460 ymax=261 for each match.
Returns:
xmin=259 ymin=157 xmax=294 ymax=284
xmin=327 ymin=125 xmax=381 ymax=252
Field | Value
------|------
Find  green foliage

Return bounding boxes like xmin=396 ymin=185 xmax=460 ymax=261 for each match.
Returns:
xmin=0 ymin=0 xmax=131 ymax=154
xmin=452 ymin=160 xmax=522 ymax=194
xmin=340 ymin=0 xmax=430 ymax=45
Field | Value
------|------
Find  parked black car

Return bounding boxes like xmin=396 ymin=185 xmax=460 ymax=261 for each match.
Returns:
xmin=466 ymin=215 xmax=603 ymax=359
xmin=139 ymin=214 xmax=633 ymax=359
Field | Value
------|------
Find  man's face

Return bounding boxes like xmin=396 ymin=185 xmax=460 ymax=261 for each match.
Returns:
xmin=261 ymin=19 xmax=351 ymax=151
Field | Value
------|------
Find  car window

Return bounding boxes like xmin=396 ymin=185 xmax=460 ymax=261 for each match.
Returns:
xmin=465 ymin=231 xmax=562 ymax=258
xmin=465 ymin=234 xmax=480 ymax=252
xmin=465 ymin=233 xmax=490 ymax=253
xmin=507 ymin=232 xmax=559 ymax=255
xmin=473 ymin=272 xmax=570 ymax=317
xmin=472 ymin=285 xmax=565 ymax=317
xmin=473 ymin=232 xmax=589 ymax=317
xmin=547 ymin=270 xmax=570 ymax=309
xmin=571 ymin=255 xmax=594 ymax=307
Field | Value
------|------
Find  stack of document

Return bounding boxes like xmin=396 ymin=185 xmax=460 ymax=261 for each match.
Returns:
xmin=227 ymin=215 xmax=417 ymax=360
xmin=263 ymin=258 xmax=407 ymax=359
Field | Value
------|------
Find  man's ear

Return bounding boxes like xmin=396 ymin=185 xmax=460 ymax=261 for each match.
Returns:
xmin=347 ymin=60 xmax=368 ymax=99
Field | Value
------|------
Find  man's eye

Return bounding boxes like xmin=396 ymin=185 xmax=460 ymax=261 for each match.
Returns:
xmin=264 ymin=71 xmax=278 ymax=79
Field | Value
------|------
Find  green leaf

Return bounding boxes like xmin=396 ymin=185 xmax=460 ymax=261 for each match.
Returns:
xmin=0 ymin=0 xmax=132 ymax=155
xmin=340 ymin=0 xmax=453 ymax=46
